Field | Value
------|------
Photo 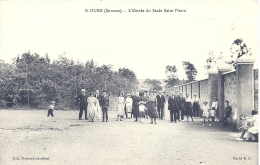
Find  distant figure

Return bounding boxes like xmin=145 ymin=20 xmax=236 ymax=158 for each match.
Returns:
xmin=139 ymin=101 xmax=147 ymax=123
xmin=223 ymin=100 xmax=232 ymax=126
xmin=156 ymin=91 xmax=166 ymax=119
xmin=94 ymin=90 xmax=102 ymax=120
xmin=75 ymin=89 xmax=88 ymax=120
xmin=100 ymin=90 xmax=109 ymax=122
xmin=147 ymin=96 xmax=157 ymax=124
xmin=125 ymin=93 xmax=133 ymax=119
xmin=202 ymin=102 xmax=211 ymax=126
xmin=178 ymin=92 xmax=186 ymax=121
xmin=116 ymin=92 xmax=125 ymax=121
xmin=87 ymin=92 xmax=97 ymax=122
xmin=132 ymin=92 xmax=142 ymax=122
xmin=44 ymin=101 xmax=56 ymax=122
xmin=168 ymin=92 xmax=179 ymax=123
xmin=210 ymin=97 xmax=219 ymax=122
xmin=185 ymin=94 xmax=194 ymax=122
xmin=192 ymin=93 xmax=200 ymax=118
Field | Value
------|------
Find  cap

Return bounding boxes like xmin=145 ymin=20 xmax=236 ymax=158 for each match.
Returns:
xmin=51 ymin=101 xmax=56 ymax=104
xmin=81 ymin=89 xmax=85 ymax=92
xmin=127 ymin=93 xmax=131 ymax=96
xmin=179 ymin=92 xmax=183 ymax=94
xmin=194 ymin=93 xmax=197 ymax=95
xmin=225 ymin=100 xmax=229 ymax=103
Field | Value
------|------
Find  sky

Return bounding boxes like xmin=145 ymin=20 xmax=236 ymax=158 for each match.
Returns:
xmin=0 ymin=1 xmax=259 ymax=80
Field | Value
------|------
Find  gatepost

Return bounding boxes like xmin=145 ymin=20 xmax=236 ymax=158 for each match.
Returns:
xmin=217 ymin=64 xmax=233 ymax=122
xmin=207 ymin=67 xmax=219 ymax=111
xmin=236 ymin=55 xmax=255 ymax=129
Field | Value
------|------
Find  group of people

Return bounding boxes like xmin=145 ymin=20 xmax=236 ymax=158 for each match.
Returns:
xmin=167 ymin=91 xmax=202 ymax=123
xmin=115 ymin=91 xmax=159 ymax=124
xmin=75 ymin=89 xmax=110 ymax=122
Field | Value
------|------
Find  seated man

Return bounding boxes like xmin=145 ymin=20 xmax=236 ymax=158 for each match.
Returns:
xmin=236 ymin=110 xmax=258 ymax=142
xmin=235 ymin=114 xmax=252 ymax=141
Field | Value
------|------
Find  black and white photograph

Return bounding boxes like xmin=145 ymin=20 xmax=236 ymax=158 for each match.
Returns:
xmin=0 ymin=1 xmax=259 ymax=165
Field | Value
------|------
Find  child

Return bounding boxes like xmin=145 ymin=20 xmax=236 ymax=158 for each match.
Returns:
xmin=45 ymin=101 xmax=55 ymax=122
xmin=139 ymin=101 xmax=147 ymax=123
xmin=235 ymin=114 xmax=252 ymax=141
xmin=202 ymin=102 xmax=211 ymax=126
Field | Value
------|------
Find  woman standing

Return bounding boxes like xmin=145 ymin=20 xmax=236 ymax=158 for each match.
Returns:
xmin=210 ymin=97 xmax=219 ymax=122
xmin=147 ymin=96 xmax=157 ymax=124
xmin=116 ymin=92 xmax=125 ymax=121
xmin=87 ymin=92 xmax=97 ymax=122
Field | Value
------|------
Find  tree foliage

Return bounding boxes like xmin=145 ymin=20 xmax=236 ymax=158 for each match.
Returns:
xmin=144 ymin=79 xmax=162 ymax=92
xmin=183 ymin=61 xmax=198 ymax=82
xmin=228 ymin=38 xmax=252 ymax=65
xmin=164 ymin=65 xmax=179 ymax=88
xmin=0 ymin=52 xmax=138 ymax=109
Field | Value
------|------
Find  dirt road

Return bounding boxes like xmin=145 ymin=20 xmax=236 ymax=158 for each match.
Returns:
xmin=0 ymin=110 xmax=258 ymax=165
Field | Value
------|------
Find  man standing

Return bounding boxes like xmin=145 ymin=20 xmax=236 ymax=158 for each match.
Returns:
xmin=168 ymin=92 xmax=179 ymax=123
xmin=156 ymin=91 xmax=166 ymax=120
xmin=223 ymin=100 xmax=232 ymax=126
xmin=75 ymin=89 xmax=88 ymax=120
xmin=192 ymin=93 xmax=200 ymax=118
xmin=174 ymin=91 xmax=180 ymax=121
xmin=179 ymin=92 xmax=186 ymax=121
xmin=100 ymin=90 xmax=109 ymax=122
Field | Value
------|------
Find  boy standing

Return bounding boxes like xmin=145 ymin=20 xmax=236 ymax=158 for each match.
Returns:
xmin=223 ymin=100 xmax=232 ymax=126
xmin=45 ymin=101 xmax=55 ymax=122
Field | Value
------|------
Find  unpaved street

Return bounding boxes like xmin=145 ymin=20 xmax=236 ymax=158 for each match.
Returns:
xmin=0 ymin=110 xmax=258 ymax=165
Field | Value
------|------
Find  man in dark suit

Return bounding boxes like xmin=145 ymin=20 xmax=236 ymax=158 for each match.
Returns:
xmin=75 ymin=89 xmax=88 ymax=120
xmin=156 ymin=91 xmax=166 ymax=119
xmin=179 ymin=92 xmax=186 ymax=121
xmin=168 ymin=92 xmax=179 ymax=123
xmin=100 ymin=90 xmax=109 ymax=122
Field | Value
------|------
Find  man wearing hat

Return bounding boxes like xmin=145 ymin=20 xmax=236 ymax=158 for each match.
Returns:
xmin=192 ymin=93 xmax=200 ymax=118
xmin=75 ymin=89 xmax=88 ymax=120
xmin=178 ymin=92 xmax=186 ymax=121
xmin=168 ymin=92 xmax=179 ymax=123
xmin=156 ymin=90 xmax=166 ymax=119
xmin=100 ymin=90 xmax=109 ymax=122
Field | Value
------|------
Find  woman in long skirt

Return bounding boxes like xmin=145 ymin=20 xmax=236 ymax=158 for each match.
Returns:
xmin=87 ymin=92 xmax=97 ymax=122
xmin=116 ymin=92 xmax=125 ymax=121
xmin=147 ymin=97 xmax=157 ymax=124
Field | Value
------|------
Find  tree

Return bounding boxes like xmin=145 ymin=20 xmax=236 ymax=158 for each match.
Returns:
xmin=164 ymin=65 xmax=179 ymax=88
xmin=144 ymin=79 xmax=162 ymax=92
xmin=228 ymin=38 xmax=252 ymax=66
xmin=183 ymin=61 xmax=198 ymax=82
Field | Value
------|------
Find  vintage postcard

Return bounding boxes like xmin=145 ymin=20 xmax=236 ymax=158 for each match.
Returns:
xmin=0 ymin=1 xmax=259 ymax=165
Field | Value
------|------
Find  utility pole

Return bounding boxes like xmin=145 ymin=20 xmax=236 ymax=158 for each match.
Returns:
xmin=26 ymin=64 xmax=29 ymax=106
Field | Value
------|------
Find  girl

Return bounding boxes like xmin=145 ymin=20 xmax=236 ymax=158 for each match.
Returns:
xmin=87 ymin=92 xmax=97 ymax=122
xmin=139 ymin=101 xmax=147 ymax=123
xmin=202 ymin=102 xmax=211 ymax=126
xmin=116 ymin=92 xmax=125 ymax=121
xmin=125 ymin=93 xmax=133 ymax=119
xmin=211 ymin=97 xmax=219 ymax=122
